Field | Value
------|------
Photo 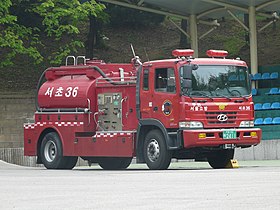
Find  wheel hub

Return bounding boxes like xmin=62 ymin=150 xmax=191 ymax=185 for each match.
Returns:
xmin=147 ymin=139 xmax=160 ymax=162
xmin=44 ymin=140 xmax=57 ymax=162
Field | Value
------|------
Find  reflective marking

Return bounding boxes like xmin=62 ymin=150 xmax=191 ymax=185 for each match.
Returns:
xmin=93 ymin=131 xmax=135 ymax=138
xmin=24 ymin=121 xmax=84 ymax=129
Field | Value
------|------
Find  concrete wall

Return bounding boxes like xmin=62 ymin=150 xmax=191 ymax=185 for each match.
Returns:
xmin=235 ymin=140 xmax=280 ymax=160
xmin=0 ymin=94 xmax=35 ymax=148
xmin=0 ymin=148 xmax=88 ymax=167
xmin=0 ymin=147 xmax=40 ymax=167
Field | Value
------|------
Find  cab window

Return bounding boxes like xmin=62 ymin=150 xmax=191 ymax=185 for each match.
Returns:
xmin=143 ymin=69 xmax=149 ymax=91
xmin=155 ymin=68 xmax=176 ymax=93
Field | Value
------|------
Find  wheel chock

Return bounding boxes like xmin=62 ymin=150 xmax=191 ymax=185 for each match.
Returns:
xmin=226 ymin=159 xmax=239 ymax=168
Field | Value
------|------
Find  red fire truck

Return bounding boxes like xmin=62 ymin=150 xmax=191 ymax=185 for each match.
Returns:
xmin=24 ymin=49 xmax=261 ymax=170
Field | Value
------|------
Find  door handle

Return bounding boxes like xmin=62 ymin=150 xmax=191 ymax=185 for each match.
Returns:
xmin=153 ymin=106 xmax=158 ymax=111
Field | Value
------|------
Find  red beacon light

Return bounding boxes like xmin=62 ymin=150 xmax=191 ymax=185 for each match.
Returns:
xmin=207 ymin=50 xmax=228 ymax=58
xmin=172 ymin=49 xmax=194 ymax=58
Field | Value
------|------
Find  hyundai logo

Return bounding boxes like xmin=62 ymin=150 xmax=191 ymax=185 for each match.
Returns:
xmin=217 ymin=114 xmax=228 ymax=122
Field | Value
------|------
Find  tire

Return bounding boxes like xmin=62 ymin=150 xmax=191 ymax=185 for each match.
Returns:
xmin=143 ymin=130 xmax=172 ymax=170
xmin=64 ymin=156 xmax=78 ymax=169
xmin=207 ymin=149 xmax=234 ymax=169
xmin=40 ymin=132 xmax=77 ymax=169
xmin=98 ymin=157 xmax=132 ymax=170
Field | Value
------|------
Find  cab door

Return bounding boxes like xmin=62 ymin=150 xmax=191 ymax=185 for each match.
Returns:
xmin=139 ymin=68 xmax=153 ymax=119
xmin=140 ymin=64 xmax=180 ymax=129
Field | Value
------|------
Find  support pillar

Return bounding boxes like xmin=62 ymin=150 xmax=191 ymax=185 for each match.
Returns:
xmin=249 ymin=6 xmax=258 ymax=88
xmin=190 ymin=15 xmax=198 ymax=57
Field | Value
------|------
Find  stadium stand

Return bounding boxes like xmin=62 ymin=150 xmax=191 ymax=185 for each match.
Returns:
xmin=261 ymin=72 xmax=270 ymax=80
xmin=254 ymin=103 xmax=262 ymax=110
xmin=254 ymin=118 xmax=263 ymax=125
xmin=262 ymin=103 xmax=271 ymax=110
xmin=270 ymin=72 xmax=279 ymax=80
xmin=252 ymin=73 xmax=261 ymax=80
xmin=271 ymin=102 xmax=280 ymax=109
xmin=266 ymin=88 xmax=279 ymax=95
xmin=252 ymin=88 xmax=258 ymax=96
xmin=272 ymin=117 xmax=280 ymax=125
xmin=251 ymin=72 xmax=279 ymax=81
xmin=263 ymin=117 xmax=273 ymax=125
xmin=252 ymin=67 xmax=280 ymax=140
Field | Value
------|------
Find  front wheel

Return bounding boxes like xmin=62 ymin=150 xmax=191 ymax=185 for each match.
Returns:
xmin=143 ymin=130 xmax=172 ymax=170
xmin=207 ymin=149 xmax=234 ymax=169
xmin=40 ymin=132 xmax=77 ymax=169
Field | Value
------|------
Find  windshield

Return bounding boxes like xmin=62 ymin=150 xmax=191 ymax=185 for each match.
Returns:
xmin=180 ymin=65 xmax=251 ymax=98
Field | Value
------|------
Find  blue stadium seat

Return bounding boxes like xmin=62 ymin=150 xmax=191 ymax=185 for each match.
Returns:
xmin=229 ymin=75 xmax=237 ymax=81
xmin=239 ymin=75 xmax=245 ymax=80
xmin=270 ymin=72 xmax=279 ymax=80
xmin=254 ymin=103 xmax=262 ymax=110
xmin=271 ymin=102 xmax=280 ymax=109
xmin=254 ymin=118 xmax=263 ymax=125
xmin=266 ymin=88 xmax=279 ymax=95
xmin=249 ymin=74 xmax=253 ymax=80
xmin=262 ymin=103 xmax=271 ymax=110
xmin=253 ymin=73 xmax=262 ymax=80
xmin=261 ymin=73 xmax=270 ymax=80
xmin=273 ymin=117 xmax=280 ymax=125
xmin=252 ymin=88 xmax=257 ymax=96
xmin=263 ymin=117 xmax=273 ymax=125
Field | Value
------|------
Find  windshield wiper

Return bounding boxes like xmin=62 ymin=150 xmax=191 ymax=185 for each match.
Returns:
xmin=215 ymin=92 xmax=231 ymax=101
xmin=228 ymin=89 xmax=249 ymax=101
xmin=190 ymin=91 xmax=214 ymax=101
xmin=223 ymin=83 xmax=249 ymax=101
xmin=181 ymin=89 xmax=195 ymax=101
xmin=224 ymin=83 xmax=233 ymax=96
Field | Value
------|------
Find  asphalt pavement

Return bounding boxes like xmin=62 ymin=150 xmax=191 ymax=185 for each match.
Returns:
xmin=1 ymin=160 xmax=280 ymax=210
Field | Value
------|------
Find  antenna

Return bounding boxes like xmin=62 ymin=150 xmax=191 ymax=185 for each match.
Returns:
xmin=130 ymin=44 xmax=142 ymax=66
xmin=130 ymin=44 xmax=136 ymax=58
xmin=144 ymin=48 xmax=150 ymax=62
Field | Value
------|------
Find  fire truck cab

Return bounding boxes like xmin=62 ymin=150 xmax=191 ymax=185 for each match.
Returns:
xmin=24 ymin=49 xmax=261 ymax=170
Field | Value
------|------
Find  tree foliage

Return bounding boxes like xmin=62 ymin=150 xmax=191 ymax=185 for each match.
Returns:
xmin=0 ymin=0 xmax=105 ymax=67
xmin=0 ymin=0 xmax=42 ymax=67
xmin=105 ymin=5 xmax=165 ymax=28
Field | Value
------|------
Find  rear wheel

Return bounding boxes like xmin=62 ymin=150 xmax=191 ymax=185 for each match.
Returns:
xmin=40 ymin=132 xmax=77 ymax=169
xmin=207 ymin=149 xmax=234 ymax=169
xmin=143 ymin=130 xmax=172 ymax=170
xmin=98 ymin=157 xmax=132 ymax=170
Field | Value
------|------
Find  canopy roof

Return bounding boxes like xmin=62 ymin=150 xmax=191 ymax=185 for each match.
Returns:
xmin=142 ymin=0 xmax=280 ymax=18
xmin=100 ymin=0 xmax=280 ymax=23
xmin=100 ymin=0 xmax=280 ymax=82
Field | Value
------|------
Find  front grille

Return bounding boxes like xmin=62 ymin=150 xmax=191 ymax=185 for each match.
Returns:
xmin=206 ymin=111 xmax=237 ymax=125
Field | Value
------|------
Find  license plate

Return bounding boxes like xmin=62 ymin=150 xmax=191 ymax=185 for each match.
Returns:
xmin=223 ymin=130 xmax=236 ymax=139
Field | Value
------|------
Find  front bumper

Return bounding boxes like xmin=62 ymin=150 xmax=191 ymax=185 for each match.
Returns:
xmin=182 ymin=128 xmax=261 ymax=149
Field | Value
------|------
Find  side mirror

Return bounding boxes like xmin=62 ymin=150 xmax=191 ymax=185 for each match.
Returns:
xmin=192 ymin=64 xmax=199 ymax=70
xmin=182 ymin=65 xmax=192 ymax=79
xmin=182 ymin=79 xmax=192 ymax=89
xmin=182 ymin=64 xmax=198 ymax=79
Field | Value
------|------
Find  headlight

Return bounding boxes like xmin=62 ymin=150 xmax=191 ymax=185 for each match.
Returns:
xmin=179 ymin=121 xmax=203 ymax=128
xmin=239 ymin=121 xmax=254 ymax=127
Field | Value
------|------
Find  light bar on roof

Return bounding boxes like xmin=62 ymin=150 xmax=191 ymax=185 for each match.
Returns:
xmin=172 ymin=49 xmax=194 ymax=57
xmin=207 ymin=50 xmax=228 ymax=58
